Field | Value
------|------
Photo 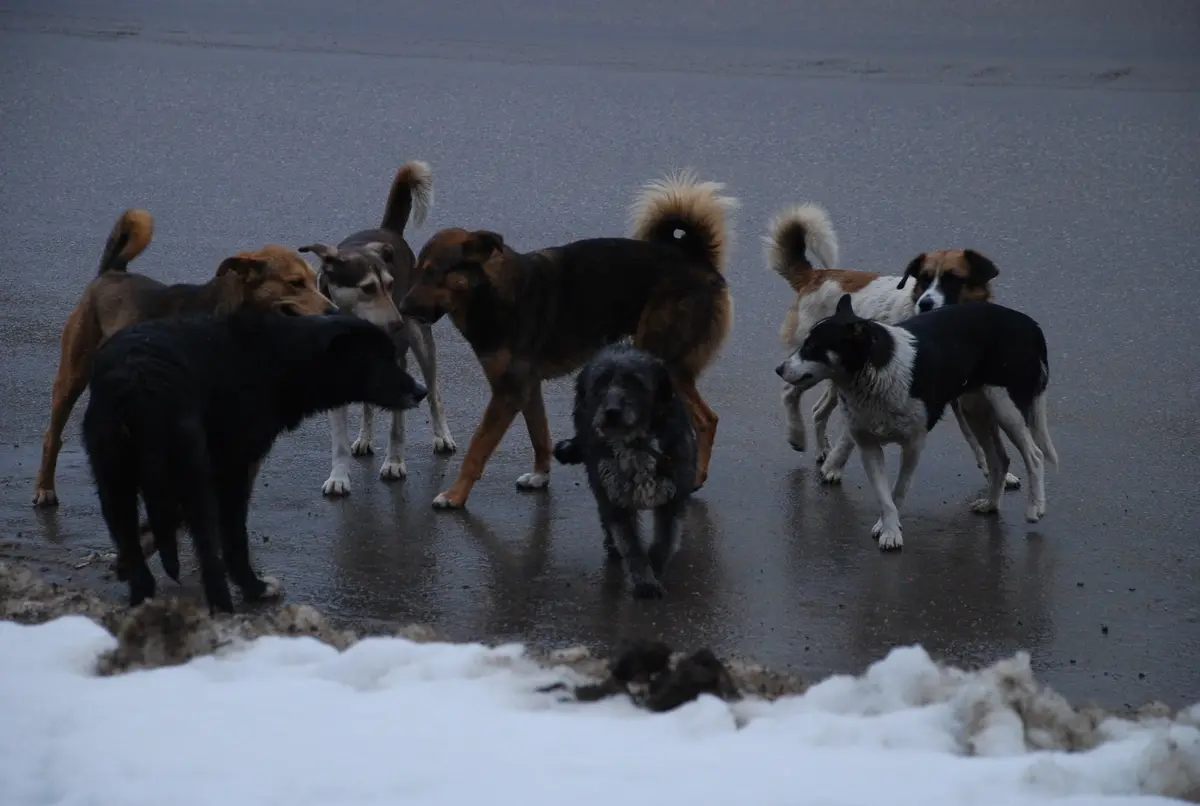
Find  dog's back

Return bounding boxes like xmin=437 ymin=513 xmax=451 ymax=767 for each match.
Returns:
xmin=903 ymin=301 xmax=1049 ymax=415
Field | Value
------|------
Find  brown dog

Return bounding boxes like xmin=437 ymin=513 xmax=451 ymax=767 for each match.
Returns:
xmin=398 ymin=170 xmax=738 ymax=511
xmin=32 ymin=209 xmax=335 ymax=507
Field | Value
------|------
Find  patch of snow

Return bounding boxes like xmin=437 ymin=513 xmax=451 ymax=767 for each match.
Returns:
xmin=0 ymin=616 xmax=1197 ymax=806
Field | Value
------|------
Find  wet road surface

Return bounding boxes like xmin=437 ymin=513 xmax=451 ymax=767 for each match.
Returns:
xmin=2 ymin=0 xmax=1198 ymax=709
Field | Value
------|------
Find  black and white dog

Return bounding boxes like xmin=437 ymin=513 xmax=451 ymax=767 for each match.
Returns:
xmin=553 ymin=343 xmax=697 ymax=599
xmin=776 ymin=294 xmax=1058 ymax=551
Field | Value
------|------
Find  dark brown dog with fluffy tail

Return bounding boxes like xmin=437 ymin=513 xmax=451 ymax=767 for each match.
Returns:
xmin=398 ymin=170 xmax=738 ymax=510
xmin=33 ymin=210 xmax=334 ymax=507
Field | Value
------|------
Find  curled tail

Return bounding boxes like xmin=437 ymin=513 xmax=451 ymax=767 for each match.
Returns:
xmin=380 ymin=160 xmax=434 ymax=234
xmin=1030 ymin=360 xmax=1059 ymax=469
xmin=764 ymin=203 xmax=840 ymax=292
xmin=97 ymin=209 xmax=154 ymax=275
xmin=629 ymin=169 xmax=739 ymax=272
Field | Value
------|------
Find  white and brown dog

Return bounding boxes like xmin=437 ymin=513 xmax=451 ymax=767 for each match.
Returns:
xmin=300 ymin=160 xmax=456 ymax=496
xmin=766 ymin=202 xmax=1019 ymax=489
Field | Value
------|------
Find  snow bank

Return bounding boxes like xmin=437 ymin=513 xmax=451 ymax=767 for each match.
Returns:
xmin=1 ymin=614 xmax=1197 ymax=806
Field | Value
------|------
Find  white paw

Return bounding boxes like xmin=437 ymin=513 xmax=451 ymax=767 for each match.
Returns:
xmin=33 ymin=488 xmax=59 ymax=507
xmin=1025 ymin=501 xmax=1046 ymax=523
xmin=871 ymin=518 xmax=884 ymax=539
xmin=322 ymin=473 xmax=352 ymax=496
xmin=432 ymin=492 xmax=462 ymax=510
xmin=970 ymin=498 xmax=1000 ymax=514
xmin=433 ymin=433 xmax=458 ymax=454
xmin=260 ymin=576 xmax=283 ymax=599
xmin=1004 ymin=472 xmax=1022 ymax=490
xmin=877 ymin=527 xmax=904 ymax=551
xmin=379 ymin=459 xmax=408 ymax=481
xmin=818 ymin=465 xmax=843 ymax=485
xmin=351 ymin=438 xmax=374 ymax=457
xmin=516 ymin=472 xmax=549 ymax=490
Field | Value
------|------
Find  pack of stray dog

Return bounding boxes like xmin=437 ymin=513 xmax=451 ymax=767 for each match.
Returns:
xmin=33 ymin=160 xmax=1060 ymax=609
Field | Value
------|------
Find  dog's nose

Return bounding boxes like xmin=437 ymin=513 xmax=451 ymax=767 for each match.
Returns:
xmin=917 ymin=298 xmax=934 ymax=312
xmin=602 ymin=406 xmax=623 ymax=425
xmin=324 ymin=304 xmax=339 ymax=315
xmin=774 ymin=363 xmax=785 ymax=378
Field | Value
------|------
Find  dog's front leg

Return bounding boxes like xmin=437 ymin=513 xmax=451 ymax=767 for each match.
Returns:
xmin=408 ymin=320 xmax=457 ymax=454
xmin=433 ymin=393 xmax=522 ymax=510
xmin=647 ymin=505 xmax=683 ymax=580
xmin=352 ymin=404 xmax=375 ymax=456
xmin=890 ymin=436 xmax=924 ymax=516
xmin=322 ymin=406 xmax=353 ymax=496
xmin=782 ymin=381 xmax=806 ymax=452
xmin=515 ymin=383 xmax=552 ymax=491
xmin=215 ymin=469 xmax=281 ymax=603
xmin=605 ymin=508 xmax=663 ymax=599
xmin=811 ymin=383 xmax=840 ymax=463
xmin=860 ymin=441 xmax=903 ymax=551
xmin=379 ymin=351 xmax=409 ymax=481
xmin=818 ymin=408 xmax=857 ymax=484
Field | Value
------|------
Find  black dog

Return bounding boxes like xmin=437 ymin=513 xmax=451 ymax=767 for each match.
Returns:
xmin=553 ymin=343 xmax=696 ymax=599
xmin=82 ymin=309 xmax=428 ymax=614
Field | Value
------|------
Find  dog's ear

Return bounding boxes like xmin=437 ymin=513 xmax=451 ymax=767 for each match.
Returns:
xmin=898 ymin=253 xmax=925 ymax=290
xmin=462 ymin=230 xmax=505 ymax=264
xmin=216 ymin=255 xmax=268 ymax=279
xmin=835 ymin=293 xmax=856 ymax=318
xmin=298 ymin=243 xmax=339 ymax=263
xmin=963 ymin=249 xmax=999 ymax=283
xmin=365 ymin=242 xmax=395 ymax=265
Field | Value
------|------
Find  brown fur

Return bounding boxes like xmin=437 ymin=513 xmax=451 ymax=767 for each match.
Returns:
xmin=33 ymin=210 xmax=334 ymax=508
xmin=399 ymin=171 xmax=738 ymax=510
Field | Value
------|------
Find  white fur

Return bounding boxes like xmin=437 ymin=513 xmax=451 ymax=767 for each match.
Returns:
xmin=764 ymin=203 xmax=840 ymax=271
xmin=404 ymin=160 xmax=434 ymax=229
xmin=515 ymin=471 xmax=549 ymax=490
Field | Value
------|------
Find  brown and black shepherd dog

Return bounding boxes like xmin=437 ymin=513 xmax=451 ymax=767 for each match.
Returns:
xmin=398 ymin=170 xmax=739 ymax=511
xmin=33 ymin=209 xmax=336 ymax=508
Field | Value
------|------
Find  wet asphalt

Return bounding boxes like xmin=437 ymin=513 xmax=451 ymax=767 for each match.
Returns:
xmin=1 ymin=0 xmax=1198 ymax=709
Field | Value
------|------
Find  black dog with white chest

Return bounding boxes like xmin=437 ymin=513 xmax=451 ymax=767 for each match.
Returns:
xmin=83 ymin=309 xmax=428 ymax=614
xmin=776 ymin=295 xmax=1058 ymax=551
xmin=553 ymin=343 xmax=697 ymax=599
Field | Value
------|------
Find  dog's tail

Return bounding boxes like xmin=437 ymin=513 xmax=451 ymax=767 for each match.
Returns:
xmin=380 ymin=160 xmax=434 ymax=234
xmin=97 ymin=209 xmax=154 ymax=275
xmin=629 ymin=169 xmax=739 ymax=272
xmin=1030 ymin=361 xmax=1059 ymax=470
xmin=764 ymin=203 xmax=839 ymax=292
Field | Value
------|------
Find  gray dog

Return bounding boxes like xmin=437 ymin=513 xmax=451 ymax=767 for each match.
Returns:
xmin=553 ymin=343 xmax=697 ymax=599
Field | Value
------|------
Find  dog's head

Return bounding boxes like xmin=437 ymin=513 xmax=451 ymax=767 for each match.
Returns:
xmin=577 ymin=344 xmax=676 ymax=442
xmin=897 ymin=249 xmax=999 ymax=313
xmin=298 ymin=242 xmax=400 ymax=328
xmin=217 ymin=245 xmax=336 ymax=317
xmin=315 ymin=314 xmax=428 ymax=411
xmin=398 ymin=228 xmax=505 ymax=325
xmin=776 ymin=293 xmax=891 ymax=388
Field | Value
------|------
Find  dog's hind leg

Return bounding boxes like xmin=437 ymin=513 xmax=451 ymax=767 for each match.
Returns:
xmin=962 ymin=402 xmax=1008 ymax=515
xmin=214 ymin=466 xmax=280 ymax=603
xmin=983 ymin=387 xmax=1046 ymax=523
xmin=647 ymin=504 xmax=683 ymax=580
xmin=322 ymin=406 xmax=354 ymax=496
xmin=953 ymin=397 xmax=1020 ymax=490
xmin=408 ymin=321 xmax=457 ymax=454
xmin=101 ymin=469 xmax=156 ymax=606
xmin=860 ymin=441 xmax=904 ymax=551
xmin=605 ymin=508 xmax=663 ymax=599
xmin=379 ymin=350 xmax=409 ymax=481
xmin=812 ymin=384 xmax=840 ymax=464
xmin=516 ymin=384 xmax=552 ymax=491
xmin=137 ymin=447 xmax=184 ymax=584
xmin=34 ymin=304 xmax=101 ymax=507
xmin=172 ymin=419 xmax=234 ymax=613
xmin=352 ymin=404 xmax=375 ymax=456
xmin=675 ymin=377 xmax=718 ymax=491
xmin=783 ymin=382 xmax=806 ymax=452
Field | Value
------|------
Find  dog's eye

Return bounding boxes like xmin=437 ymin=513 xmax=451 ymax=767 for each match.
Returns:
xmin=290 ymin=279 xmax=308 ymax=289
xmin=361 ymin=284 xmax=378 ymax=295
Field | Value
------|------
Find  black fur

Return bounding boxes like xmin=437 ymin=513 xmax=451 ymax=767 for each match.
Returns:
xmin=552 ymin=343 xmax=697 ymax=599
xmin=82 ymin=310 xmax=427 ymax=614
xmin=800 ymin=295 xmax=1049 ymax=431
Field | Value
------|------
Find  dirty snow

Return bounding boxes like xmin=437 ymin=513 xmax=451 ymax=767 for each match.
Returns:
xmin=1 ymin=616 xmax=1197 ymax=805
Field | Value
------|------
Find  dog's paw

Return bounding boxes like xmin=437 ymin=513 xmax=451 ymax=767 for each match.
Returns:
xmin=604 ymin=542 xmax=623 ymax=562
xmin=379 ymin=459 xmax=408 ymax=481
xmin=350 ymin=438 xmax=374 ymax=457
xmin=1025 ymin=501 xmax=1046 ymax=523
xmin=433 ymin=433 xmax=458 ymax=454
xmin=632 ymin=580 xmax=666 ymax=600
xmin=1004 ymin=472 xmax=1022 ymax=490
xmin=516 ymin=472 xmax=549 ymax=491
xmin=322 ymin=473 xmax=352 ymax=496
xmin=32 ymin=487 xmax=59 ymax=507
xmin=432 ymin=491 xmax=465 ymax=510
xmin=259 ymin=576 xmax=283 ymax=599
xmin=787 ymin=429 xmax=807 ymax=453
xmin=970 ymin=498 xmax=1000 ymax=515
xmin=877 ymin=527 xmax=904 ymax=551
xmin=818 ymin=465 xmax=843 ymax=485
